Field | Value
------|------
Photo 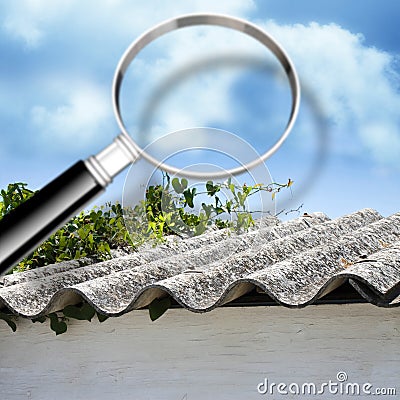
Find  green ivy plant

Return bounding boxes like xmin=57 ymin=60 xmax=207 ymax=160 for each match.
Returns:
xmin=0 ymin=296 xmax=177 ymax=335
xmin=124 ymin=174 xmax=294 ymax=245
xmin=0 ymin=177 xmax=292 ymax=272
xmin=13 ymin=203 xmax=134 ymax=272
xmin=0 ymin=183 xmax=133 ymax=273
xmin=0 ymin=298 xmax=171 ymax=335
xmin=30 ymin=303 xmax=108 ymax=336
xmin=0 ymin=175 xmax=294 ymax=334
xmin=0 ymin=182 xmax=36 ymax=218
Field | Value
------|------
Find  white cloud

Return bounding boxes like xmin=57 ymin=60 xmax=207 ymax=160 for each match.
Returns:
xmin=2 ymin=1 xmax=255 ymax=48
xmin=31 ymin=80 xmax=112 ymax=151
xmin=128 ymin=17 xmax=400 ymax=170
xmin=2 ymin=0 xmax=73 ymax=48
xmin=3 ymin=18 xmax=43 ymax=49
xmin=3 ymin=2 xmax=400 ymax=170
xmin=2 ymin=0 xmax=257 ymax=155
xmin=259 ymin=20 xmax=400 ymax=167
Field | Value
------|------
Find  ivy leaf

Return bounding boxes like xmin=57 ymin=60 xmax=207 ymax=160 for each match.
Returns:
xmin=171 ymin=178 xmax=181 ymax=193
xmin=67 ymin=223 xmax=78 ymax=233
xmin=0 ymin=312 xmax=17 ymax=332
xmin=63 ymin=303 xmax=96 ymax=321
xmin=171 ymin=178 xmax=188 ymax=194
xmin=202 ymin=203 xmax=213 ymax=218
xmin=183 ymin=188 xmax=196 ymax=208
xmin=180 ymin=178 xmax=188 ymax=191
xmin=48 ymin=313 xmax=67 ymax=335
xmin=32 ymin=316 xmax=46 ymax=324
xmin=237 ymin=192 xmax=247 ymax=207
xmin=206 ymin=181 xmax=220 ymax=196
xmin=80 ymin=303 xmax=97 ymax=321
xmin=96 ymin=312 xmax=109 ymax=323
xmin=243 ymin=185 xmax=252 ymax=196
xmin=148 ymin=297 xmax=171 ymax=321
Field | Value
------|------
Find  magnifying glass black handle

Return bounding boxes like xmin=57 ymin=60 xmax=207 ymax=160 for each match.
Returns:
xmin=0 ymin=134 xmax=136 ymax=275
xmin=0 ymin=161 xmax=104 ymax=275
xmin=0 ymin=14 xmax=300 ymax=275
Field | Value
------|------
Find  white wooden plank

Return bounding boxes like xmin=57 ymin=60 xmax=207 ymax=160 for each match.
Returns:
xmin=0 ymin=304 xmax=398 ymax=400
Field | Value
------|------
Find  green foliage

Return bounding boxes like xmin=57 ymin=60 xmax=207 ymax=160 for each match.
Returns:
xmin=171 ymin=177 xmax=188 ymax=194
xmin=63 ymin=303 xmax=96 ymax=321
xmin=0 ymin=175 xmax=293 ymax=334
xmin=0 ymin=302 xmax=109 ymax=335
xmin=25 ymin=202 xmax=131 ymax=271
xmin=0 ymin=299 xmax=159 ymax=334
xmin=0 ymin=182 xmax=36 ymax=218
xmin=50 ymin=303 xmax=108 ymax=335
xmin=148 ymin=297 xmax=172 ymax=321
xmin=125 ymin=174 xmax=293 ymax=245
xmin=32 ymin=316 xmax=46 ymax=324
xmin=48 ymin=313 xmax=67 ymax=335
xmin=96 ymin=312 xmax=109 ymax=323
xmin=0 ymin=183 xmax=133 ymax=273
xmin=1 ymin=176 xmax=292 ymax=272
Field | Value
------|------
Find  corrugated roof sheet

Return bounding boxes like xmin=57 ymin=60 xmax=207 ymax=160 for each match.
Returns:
xmin=0 ymin=208 xmax=399 ymax=318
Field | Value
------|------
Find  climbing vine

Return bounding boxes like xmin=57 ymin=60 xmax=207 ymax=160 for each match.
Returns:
xmin=0 ymin=175 xmax=293 ymax=334
xmin=0 ymin=299 xmax=169 ymax=335
xmin=124 ymin=174 xmax=293 ymax=245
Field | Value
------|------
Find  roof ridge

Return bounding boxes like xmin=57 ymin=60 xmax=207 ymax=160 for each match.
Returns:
xmin=0 ymin=212 xmax=323 ymax=288
xmin=1 ymin=208 xmax=399 ymax=318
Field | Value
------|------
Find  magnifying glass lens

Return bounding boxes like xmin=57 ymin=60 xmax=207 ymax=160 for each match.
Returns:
xmin=118 ymin=24 xmax=293 ymax=164
xmin=122 ymin=127 xmax=277 ymax=241
xmin=0 ymin=14 xmax=300 ymax=274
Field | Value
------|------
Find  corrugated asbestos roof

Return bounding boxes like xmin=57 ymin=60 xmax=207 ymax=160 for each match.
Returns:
xmin=0 ymin=208 xmax=399 ymax=318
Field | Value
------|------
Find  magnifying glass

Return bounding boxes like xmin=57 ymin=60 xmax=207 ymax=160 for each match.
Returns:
xmin=0 ymin=13 xmax=300 ymax=274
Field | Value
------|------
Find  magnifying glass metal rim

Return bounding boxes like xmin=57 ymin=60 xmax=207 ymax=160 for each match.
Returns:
xmin=112 ymin=13 xmax=301 ymax=180
xmin=0 ymin=13 xmax=300 ymax=274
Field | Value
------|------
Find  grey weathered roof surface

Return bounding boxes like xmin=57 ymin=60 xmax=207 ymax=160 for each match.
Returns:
xmin=0 ymin=208 xmax=399 ymax=318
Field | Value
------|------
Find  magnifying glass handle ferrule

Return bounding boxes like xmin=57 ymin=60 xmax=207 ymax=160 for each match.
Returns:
xmin=0 ymin=13 xmax=300 ymax=275
xmin=0 ymin=134 xmax=140 ymax=274
xmin=86 ymin=133 xmax=140 ymax=187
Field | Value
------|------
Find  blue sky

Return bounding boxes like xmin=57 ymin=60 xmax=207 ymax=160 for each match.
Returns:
xmin=0 ymin=1 xmax=399 ymax=220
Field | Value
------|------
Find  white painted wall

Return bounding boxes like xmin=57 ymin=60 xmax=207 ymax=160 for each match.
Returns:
xmin=0 ymin=304 xmax=399 ymax=400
